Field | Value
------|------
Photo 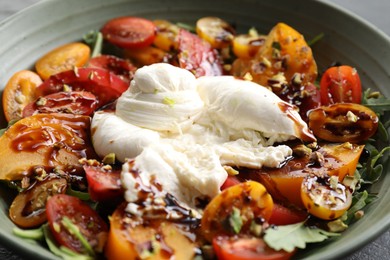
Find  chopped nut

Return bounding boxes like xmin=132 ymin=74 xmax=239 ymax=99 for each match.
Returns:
xmin=327 ymin=219 xmax=348 ymax=232
xmin=309 ymin=151 xmax=325 ymax=166
xmin=354 ymin=210 xmax=364 ymax=220
xmin=63 ymin=84 xmax=71 ymax=92
xmin=346 ymin=111 xmax=358 ymax=122
xmin=21 ymin=177 xmax=30 ymax=189
xmin=224 ymin=166 xmax=239 ymax=176
xmin=243 ymin=72 xmax=253 ymax=81
xmin=292 ymin=144 xmax=312 ymax=158
xmin=329 ymin=175 xmax=339 ymax=190
xmin=261 ymin=57 xmax=272 ymax=68
xmin=367 ymin=91 xmax=381 ymax=99
xmin=292 ymin=73 xmax=302 ymax=85
xmin=102 ymin=153 xmax=116 ymax=165
xmin=35 ymin=97 xmax=47 ymax=106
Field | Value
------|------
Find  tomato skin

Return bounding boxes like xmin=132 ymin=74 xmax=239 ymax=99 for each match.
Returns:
xmin=221 ymin=175 xmax=241 ymax=190
xmin=178 ymin=29 xmax=223 ymax=77
xmin=320 ymin=65 xmax=362 ymax=105
xmin=201 ymin=181 xmax=274 ymax=242
xmin=9 ymin=177 xmax=67 ymax=228
xmin=22 ymin=91 xmax=98 ymax=117
xmin=308 ymin=103 xmax=378 ymax=143
xmin=105 ymin=204 xmax=197 ymax=260
xmin=36 ymin=68 xmax=128 ymax=107
xmin=268 ymin=204 xmax=308 ymax=226
xmin=196 ymin=17 xmax=236 ymax=49
xmin=101 ymin=16 xmax=156 ymax=49
xmin=46 ymin=194 xmax=108 ymax=254
xmin=84 ymin=165 xmax=123 ymax=202
xmin=301 ymin=174 xmax=352 ymax=220
xmin=0 ymin=113 xmax=96 ymax=181
xmin=35 ymin=42 xmax=90 ymax=80
xmin=87 ymin=55 xmax=136 ymax=85
xmin=213 ymin=236 xmax=295 ymax=260
xmin=2 ymin=70 xmax=42 ymax=122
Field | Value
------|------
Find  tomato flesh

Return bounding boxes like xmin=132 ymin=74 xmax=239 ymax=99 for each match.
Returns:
xmin=46 ymin=194 xmax=108 ymax=254
xmin=22 ymin=91 xmax=98 ymax=117
xmin=178 ymin=29 xmax=223 ymax=77
xmin=268 ymin=204 xmax=308 ymax=226
xmin=87 ymin=55 xmax=136 ymax=85
xmin=101 ymin=16 xmax=156 ymax=49
xmin=9 ymin=177 xmax=67 ymax=228
xmin=320 ymin=65 xmax=362 ymax=105
xmin=84 ymin=164 xmax=123 ymax=202
xmin=213 ymin=236 xmax=295 ymax=260
xmin=308 ymin=103 xmax=378 ymax=143
xmin=36 ymin=68 xmax=128 ymax=107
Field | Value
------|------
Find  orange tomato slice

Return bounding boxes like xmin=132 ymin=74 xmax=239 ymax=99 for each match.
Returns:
xmin=201 ymin=181 xmax=274 ymax=242
xmin=105 ymin=204 xmax=197 ymax=260
xmin=35 ymin=42 xmax=90 ymax=80
xmin=250 ymin=22 xmax=318 ymax=87
xmin=2 ymin=70 xmax=42 ymax=122
xmin=0 ymin=113 xmax=95 ymax=180
xmin=242 ymin=143 xmax=364 ymax=208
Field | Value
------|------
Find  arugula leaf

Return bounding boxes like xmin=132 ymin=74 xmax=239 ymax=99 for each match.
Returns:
xmin=61 ymin=216 xmax=94 ymax=256
xmin=344 ymin=190 xmax=377 ymax=225
xmin=83 ymin=30 xmax=103 ymax=58
xmin=362 ymin=88 xmax=390 ymax=115
xmin=307 ymin=32 xmax=325 ymax=46
xmin=263 ymin=222 xmax=340 ymax=252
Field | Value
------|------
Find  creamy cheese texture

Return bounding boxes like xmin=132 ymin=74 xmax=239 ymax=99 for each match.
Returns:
xmin=91 ymin=63 xmax=315 ymax=213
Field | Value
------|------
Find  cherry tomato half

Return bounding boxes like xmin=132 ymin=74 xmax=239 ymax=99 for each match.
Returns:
xmin=9 ymin=177 xmax=67 ymax=228
xmin=221 ymin=175 xmax=241 ymax=191
xmin=201 ymin=181 xmax=273 ymax=242
xmin=301 ymin=174 xmax=352 ymax=220
xmin=22 ymin=91 xmax=98 ymax=117
xmin=320 ymin=65 xmax=362 ymax=105
xmin=2 ymin=70 xmax=42 ymax=122
xmin=308 ymin=103 xmax=379 ymax=143
xmin=87 ymin=55 xmax=136 ymax=85
xmin=36 ymin=67 xmax=128 ymax=107
xmin=178 ymin=29 xmax=223 ymax=78
xmin=101 ymin=16 xmax=156 ymax=49
xmin=213 ymin=236 xmax=295 ymax=260
xmin=84 ymin=164 xmax=122 ymax=202
xmin=46 ymin=194 xmax=108 ymax=254
xmin=35 ymin=42 xmax=90 ymax=80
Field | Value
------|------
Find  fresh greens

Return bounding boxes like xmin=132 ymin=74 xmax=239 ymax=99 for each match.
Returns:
xmin=83 ymin=30 xmax=103 ymax=58
xmin=264 ymin=222 xmax=340 ymax=252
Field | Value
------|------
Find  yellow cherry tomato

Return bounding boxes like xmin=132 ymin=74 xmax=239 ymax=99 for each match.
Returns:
xmin=35 ymin=42 xmax=90 ymax=80
xmin=201 ymin=181 xmax=273 ymax=242
xmin=301 ymin=174 xmax=352 ymax=220
xmin=153 ymin=19 xmax=180 ymax=51
xmin=196 ymin=16 xmax=235 ymax=49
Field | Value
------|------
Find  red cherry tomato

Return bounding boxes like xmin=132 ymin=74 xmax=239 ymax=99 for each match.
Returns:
xmin=36 ymin=68 xmax=128 ymax=107
xmin=268 ymin=204 xmax=308 ymax=226
xmin=46 ymin=194 xmax=108 ymax=254
xmin=320 ymin=65 xmax=362 ymax=105
xmin=84 ymin=164 xmax=123 ymax=202
xmin=221 ymin=175 xmax=241 ymax=190
xmin=87 ymin=55 xmax=136 ymax=85
xmin=213 ymin=236 xmax=295 ymax=260
xmin=178 ymin=29 xmax=223 ymax=77
xmin=101 ymin=16 xmax=156 ymax=49
xmin=22 ymin=91 xmax=98 ymax=117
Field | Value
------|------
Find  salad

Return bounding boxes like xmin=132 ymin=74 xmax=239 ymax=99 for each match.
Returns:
xmin=0 ymin=15 xmax=389 ymax=260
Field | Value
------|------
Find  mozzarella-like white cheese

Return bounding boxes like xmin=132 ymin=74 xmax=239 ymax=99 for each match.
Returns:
xmin=91 ymin=111 xmax=160 ymax=161
xmin=116 ymin=63 xmax=204 ymax=133
xmin=91 ymin=63 xmax=316 ymax=215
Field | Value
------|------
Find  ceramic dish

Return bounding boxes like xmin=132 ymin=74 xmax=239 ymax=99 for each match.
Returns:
xmin=0 ymin=0 xmax=389 ymax=259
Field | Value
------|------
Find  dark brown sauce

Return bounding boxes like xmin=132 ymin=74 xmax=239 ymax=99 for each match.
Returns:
xmin=278 ymin=101 xmax=316 ymax=143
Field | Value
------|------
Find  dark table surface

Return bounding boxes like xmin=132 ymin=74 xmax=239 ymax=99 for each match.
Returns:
xmin=0 ymin=0 xmax=389 ymax=259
